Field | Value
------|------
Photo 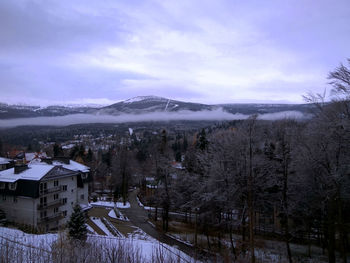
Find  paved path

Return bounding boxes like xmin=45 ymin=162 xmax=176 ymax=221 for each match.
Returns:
xmin=122 ymin=189 xmax=216 ymax=262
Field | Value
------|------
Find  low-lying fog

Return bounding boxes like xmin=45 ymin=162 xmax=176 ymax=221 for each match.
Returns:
xmin=0 ymin=109 xmax=309 ymax=128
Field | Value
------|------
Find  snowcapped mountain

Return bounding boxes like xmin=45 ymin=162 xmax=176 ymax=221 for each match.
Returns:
xmin=0 ymin=103 xmax=98 ymax=119
xmin=99 ymin=96 xmax=217 ymax=114
xmin=0 ymin=96 xmax=312 ymax=119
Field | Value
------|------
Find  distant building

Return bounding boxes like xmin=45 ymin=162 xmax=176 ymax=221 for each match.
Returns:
xmin=0 ymin=158 xmax=91 ymax=232
xmin=25 ymin=152 xmax=48 ymax=163
xmin=0 ymin=157 xmax=14 ymax=171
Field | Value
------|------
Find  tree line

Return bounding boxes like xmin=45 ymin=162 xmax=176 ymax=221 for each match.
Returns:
xmin=143 ymin=59 xmax=350 ymax=263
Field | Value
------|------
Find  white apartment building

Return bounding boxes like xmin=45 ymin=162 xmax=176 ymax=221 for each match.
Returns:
xmin=0 ymin=158 xmax=90 ymax=232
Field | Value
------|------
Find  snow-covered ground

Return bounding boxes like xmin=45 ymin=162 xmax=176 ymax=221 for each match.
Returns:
xmin=108 ymin=209 xmax=129 ymax=221
xmin=0 ymin=226 xmax=197 ymax=263
xmin=136 ymin=196 xmax=144 ymax=207
xmin=90 ymin=217 xmax=114 ymax=236
xmin=90 ymin=201 xmax=131 ymax=208
xmin=0 ymin=227 xmax=57 ymax=249
xmin=86 ymin=223 xmax=97 ymax=234
xmin=125 ymin=227 xmax=195 ymax=262
xmin=166 ymin=233 xmax=194 ymax=247
xmin=108 ymin=209 xmax=118 ymax=219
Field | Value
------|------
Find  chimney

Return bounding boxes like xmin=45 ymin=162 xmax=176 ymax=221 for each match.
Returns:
xmin=42 ymin=158 xmax=53 ymax=165
xmin=14 ymin=164 xmax=28 ymax=174
xmin=53 ymin=156 xmax=70 ymax=164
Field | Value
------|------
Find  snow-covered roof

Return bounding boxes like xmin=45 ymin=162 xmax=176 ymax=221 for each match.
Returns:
xmin=25 ymin=153 xmax=36 ymax=162
xmin=52 ymin=160 xmax=90 ymax=173
xmin=0 ymin=164 xmax=54 ymax=183
xmin=0 ymin=157 xmax=12 ymax=165
xmin=25 ymin=152 xmax=47 ymax=162
xmin=62 ymin=144 xmax=75 ymax=150
xmin=0 ymin=159 xmax=90 ymax=183
xmin=171 ymin=162 xmax=184 ymax=169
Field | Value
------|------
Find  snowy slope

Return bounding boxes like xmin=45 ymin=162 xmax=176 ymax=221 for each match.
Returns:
xmin=0 ymin=226 xmax=196 ymax=263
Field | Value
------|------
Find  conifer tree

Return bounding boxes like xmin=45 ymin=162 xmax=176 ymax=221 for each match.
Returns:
xmin=68 ymin=204 xmax=87 ymax=241
xmin=197 ymin=129 xmax=209 ymax=151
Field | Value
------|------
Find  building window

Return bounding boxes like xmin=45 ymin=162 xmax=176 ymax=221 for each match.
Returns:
xmin=40 ymin=197 xmax=47 ymax=206
xmin=62 ymin=185 xmax=67 ymax=191
xmin=13 ymin=196 xmax=18 ymax=203
xmin=39 ymin=182 xmax=47 ymax=194
xmin=71 ymin=177 xmax=74 ymax=181
xmin=71 ymin=189 xmax=74 ymax=193
xmin=54 ymin=180 xmax=59 ymax=187
xmin=54 ymin=194 xmax=59 ymax=200
xmin=9 ymin=183 xmax=17 ymax=191
xmin=0 ymin=182 xmax=5 ymax=190
xmin=81 ymin=174 xmax=87 ymax=180
xmin=63 ymin=210 xmax=67 ymax=217
xmin=80 ymin=194 xmax=84 ymax=200
xmin=40 ymin=211 xmax=47 ymax=218
xmin=62 ymin=198 xmax=67 ymax=204
xmin=54 ymin=207 xmax=58 ymax=213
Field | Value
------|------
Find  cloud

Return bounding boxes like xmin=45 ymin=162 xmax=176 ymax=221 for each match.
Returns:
xmin=0 ymin=0 xmax=349 ymax=105
xmin=0 ymin=109 xmax=308 ymax=128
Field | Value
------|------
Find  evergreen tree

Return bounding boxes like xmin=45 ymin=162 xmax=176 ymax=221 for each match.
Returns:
xmin=70 ymin=145 xmax=79 ymax=159
xmin=183 ymin=134 xmax=188 ymax=151
xmin=79 ymin=144 xmax=85 ymax=157
xmin=197 ymin=129 xmax=209 ymax=151
xmin=27 ymin=143 xmax=33 ymax=151
xmin=53 ymin=143 xmax=63 ymax=157
xmin=175 ymin=151 xmax=182 ymax=162
xmin=68 ymin=204 xmax=87 ymax=242
xmin=159 ymin=129 xmax=167 ymax=154
xmin=86 ymin=148 xmax=93 ymax=162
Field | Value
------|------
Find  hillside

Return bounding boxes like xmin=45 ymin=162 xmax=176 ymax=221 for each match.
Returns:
xmin=0 ymin=96 xmax=312 ymax=119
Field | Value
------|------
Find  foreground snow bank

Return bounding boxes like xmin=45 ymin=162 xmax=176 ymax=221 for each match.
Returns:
xmin=0 ymin=226 xmax=196 ymax=263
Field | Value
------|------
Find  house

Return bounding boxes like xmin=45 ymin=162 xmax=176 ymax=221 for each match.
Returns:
xmin=0 ymin=157 xmax=90 ymax=232
xmin=25 ymin=152 xmax=48 ymax=163
xmin=0 ymin=157 xmax=14 ymax=171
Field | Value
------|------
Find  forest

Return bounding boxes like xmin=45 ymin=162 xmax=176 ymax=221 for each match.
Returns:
xmin=78 ymin=60 xmax=349 ymax=263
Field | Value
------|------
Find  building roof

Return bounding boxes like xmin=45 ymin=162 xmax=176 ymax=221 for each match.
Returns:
xmin=52 ymin=160 xmax=89 ymax=173
xmin=0 ymin=164 xmax=54 ymax=183
xmin=0 ymin=157 xmax=12 ymax=165
xmin=0 ymin=160 xmax=90 ymax=183
xmin=25 ymin=152 xmax=47 ymax=162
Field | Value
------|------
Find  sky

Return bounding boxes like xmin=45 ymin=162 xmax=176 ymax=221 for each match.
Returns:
xmin=0 ymin=0 xmax=349 ymax=106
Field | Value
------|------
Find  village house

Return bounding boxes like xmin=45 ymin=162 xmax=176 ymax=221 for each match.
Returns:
xmin=0 ymin=157 xmax=14 ymax=171
xmin=0 ymin=157 xmax=90 ymax=232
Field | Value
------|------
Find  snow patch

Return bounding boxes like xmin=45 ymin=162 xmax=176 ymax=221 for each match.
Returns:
xmin=90 ymin=217 xmax=113 ymax=236
xmin=90 ymin=201 xmax=131 ymax=209
xmin=108 ymin=209 xmax=129 ymax=221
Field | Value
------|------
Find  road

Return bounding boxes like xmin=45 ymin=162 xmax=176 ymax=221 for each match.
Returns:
xmin=122 ymin=189 xmax=216 ymax=262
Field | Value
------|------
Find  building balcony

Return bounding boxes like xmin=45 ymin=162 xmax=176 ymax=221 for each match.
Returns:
xmin=37 ymin=199 xmax=62 ymax=210
xmin=38 ymin=212 xmax=64 ymax=223
xmin=39 ymin=186 xmax=62 ymax=196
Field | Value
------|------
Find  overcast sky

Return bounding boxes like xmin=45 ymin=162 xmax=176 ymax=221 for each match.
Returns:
xmin=0 ymin=0 xmax=349 ymax=106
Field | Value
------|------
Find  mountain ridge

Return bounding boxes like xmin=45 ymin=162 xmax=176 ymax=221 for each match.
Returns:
xmin=0 ymin=96 xmax=312 ymax=119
